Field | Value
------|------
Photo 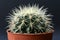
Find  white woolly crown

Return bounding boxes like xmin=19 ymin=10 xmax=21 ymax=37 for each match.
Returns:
xmin=8 ymin=5 xmax=49 ymax=23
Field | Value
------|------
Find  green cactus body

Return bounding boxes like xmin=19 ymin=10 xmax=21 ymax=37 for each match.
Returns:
xmin=7 ymin=5 xmax=53 ymax=34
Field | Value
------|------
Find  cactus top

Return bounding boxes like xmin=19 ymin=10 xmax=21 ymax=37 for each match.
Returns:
xmin=7 ymin=5 xmax=53 ymax=34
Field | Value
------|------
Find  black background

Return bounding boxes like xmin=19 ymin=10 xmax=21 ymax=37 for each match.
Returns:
xmin=0 ymin=0 xmax=60 ymax=40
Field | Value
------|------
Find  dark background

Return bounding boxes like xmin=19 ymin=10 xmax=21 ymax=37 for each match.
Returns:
xmin=0 ymin=0 xmax=60 ymax=40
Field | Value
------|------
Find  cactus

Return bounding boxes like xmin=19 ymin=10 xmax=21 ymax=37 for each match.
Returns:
xmin=7 ymin=5 xmax=53 ymax=34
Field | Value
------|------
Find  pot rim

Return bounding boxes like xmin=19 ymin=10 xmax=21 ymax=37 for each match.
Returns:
xmin=7 ymin=29 xmax=54 ymax=35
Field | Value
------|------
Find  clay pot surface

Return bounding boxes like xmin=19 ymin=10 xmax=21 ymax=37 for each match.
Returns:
xmin=7 ymin=30 xmax=54 ymax=40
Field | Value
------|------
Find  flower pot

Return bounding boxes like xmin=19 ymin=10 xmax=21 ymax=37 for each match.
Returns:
xmin=7 ymin=30 xmax=54 ymax=40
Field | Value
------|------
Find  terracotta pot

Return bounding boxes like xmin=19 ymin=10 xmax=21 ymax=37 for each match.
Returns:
xmin=7 ymin=30 xmax=54 ymax=40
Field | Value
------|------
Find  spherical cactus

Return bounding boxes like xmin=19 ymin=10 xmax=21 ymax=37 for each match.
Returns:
xmin=7 ymin=4 xmax=53 ymax=34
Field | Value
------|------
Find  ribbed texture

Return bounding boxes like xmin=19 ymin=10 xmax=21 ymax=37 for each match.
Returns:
xmin=7 ymin=5 xmax=53 ymax=33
